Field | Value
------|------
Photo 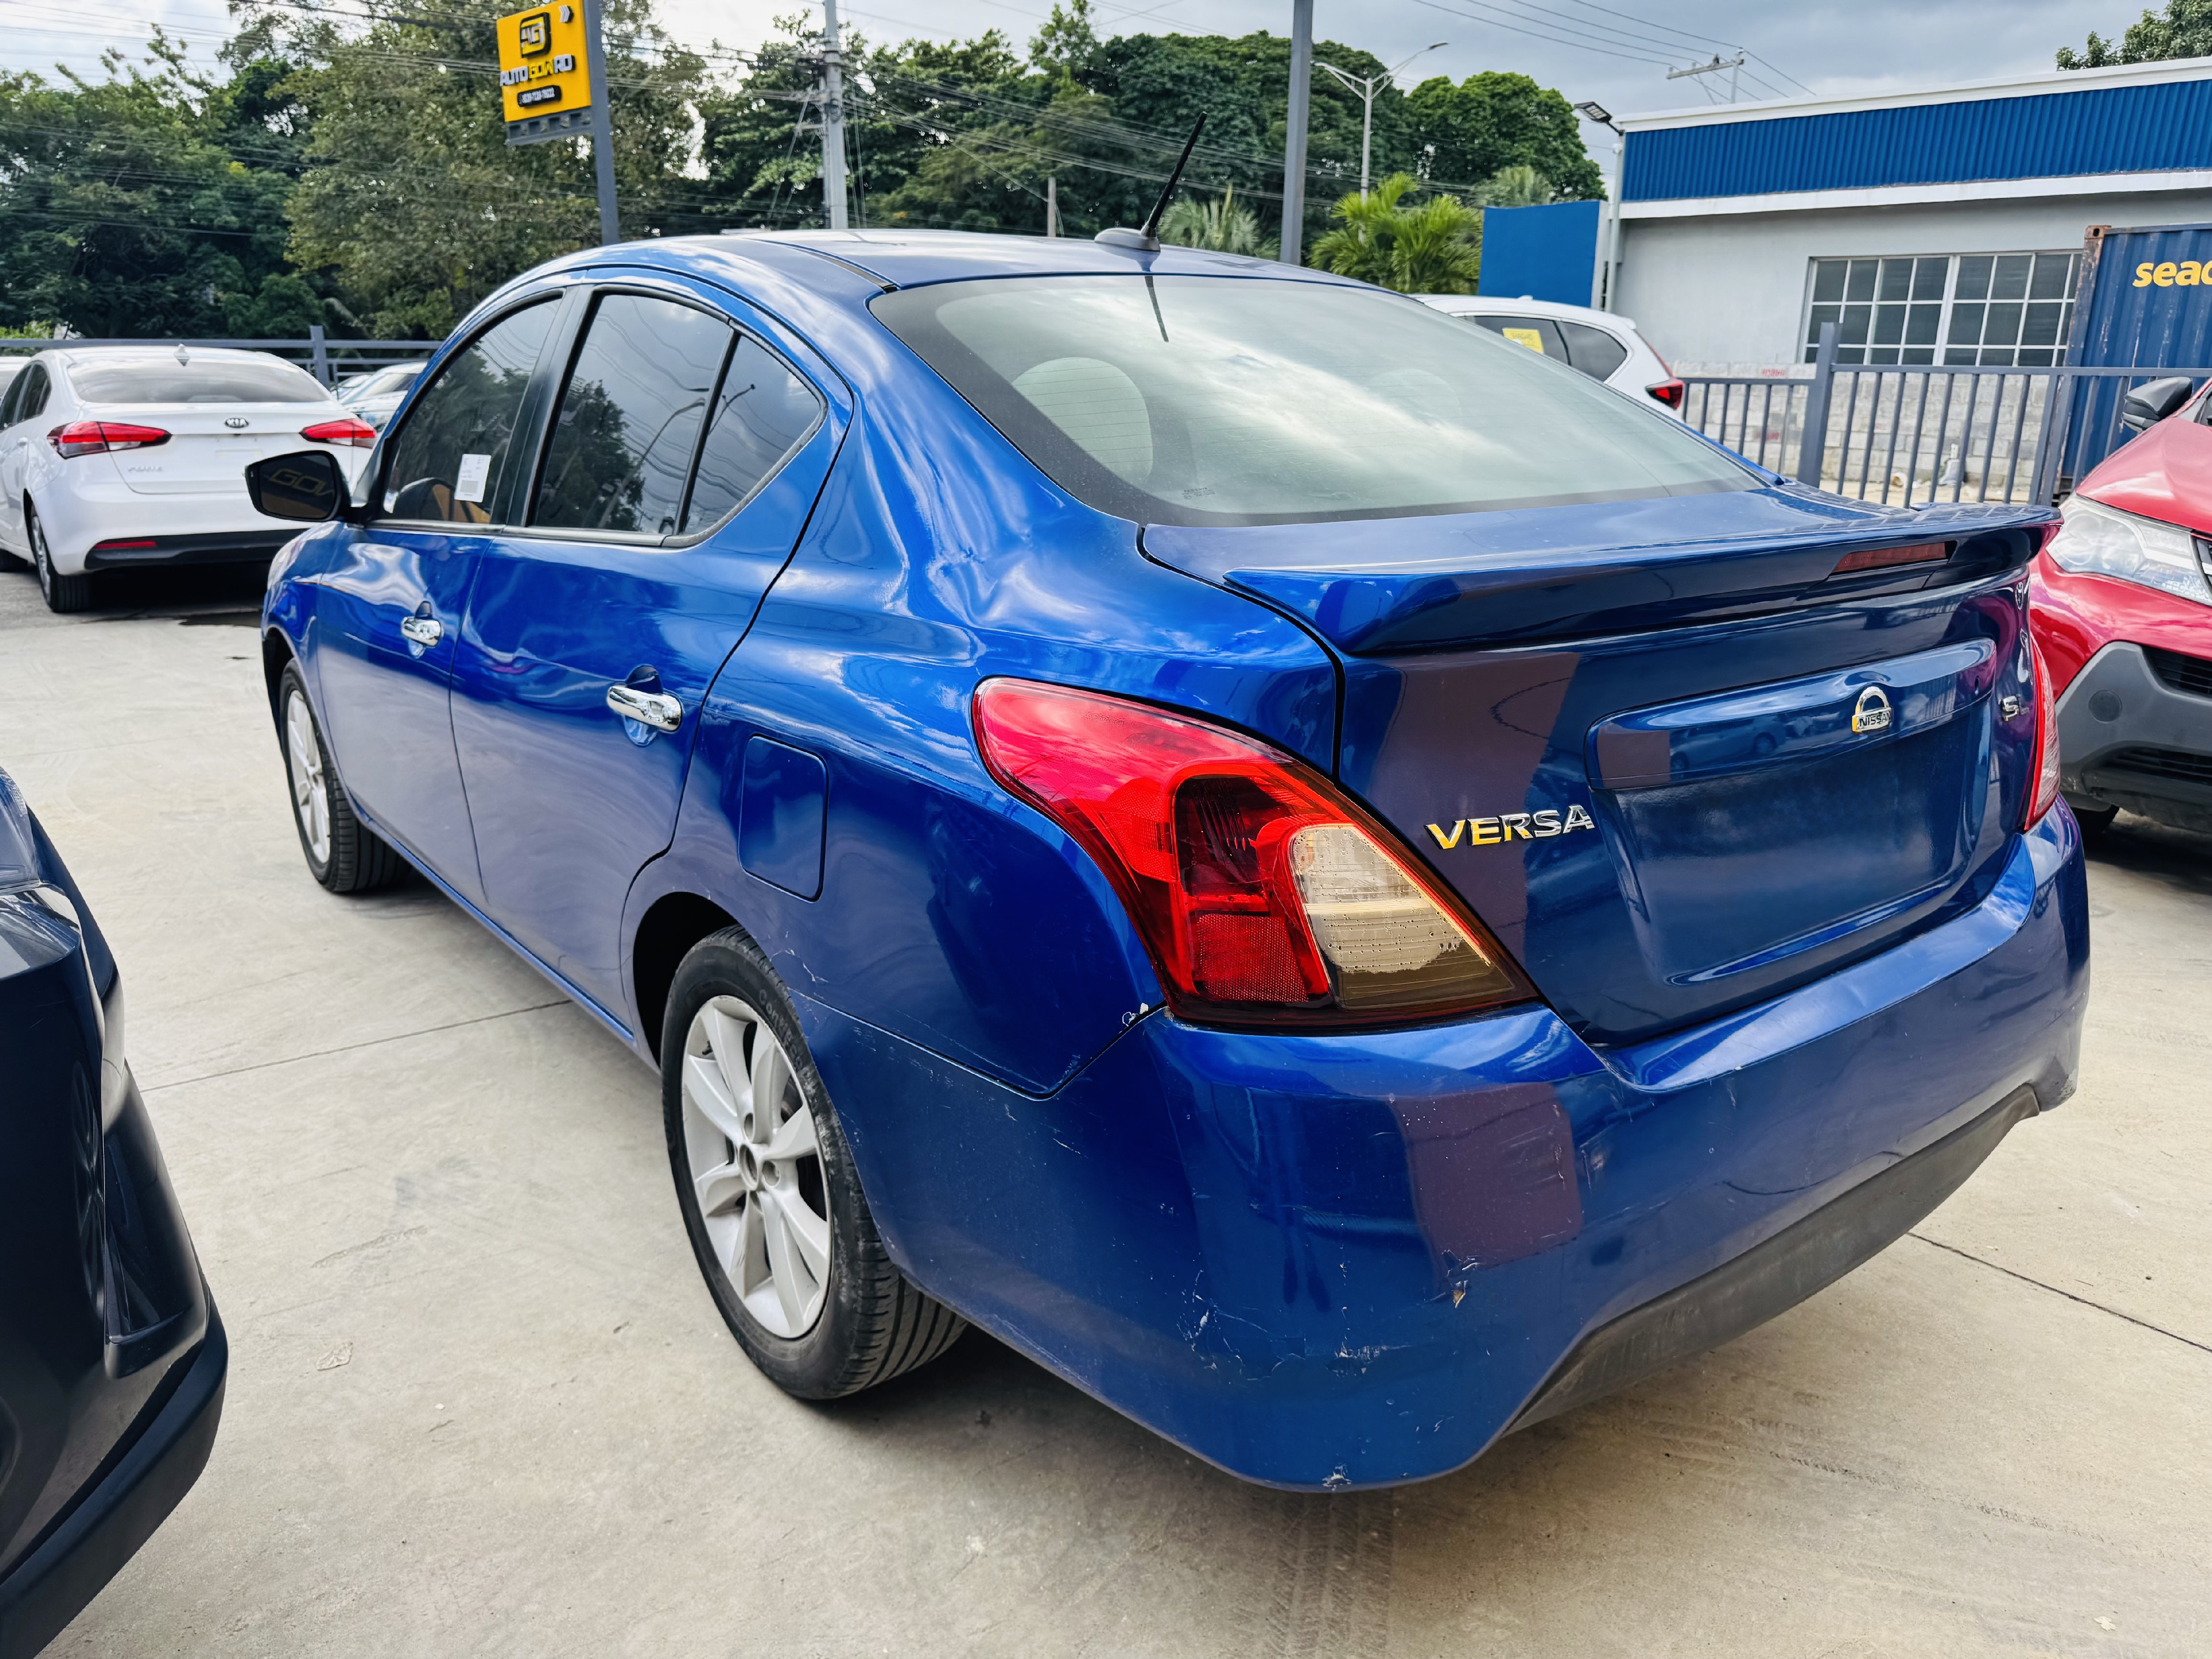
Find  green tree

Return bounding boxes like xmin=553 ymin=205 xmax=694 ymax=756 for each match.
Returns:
xmin=1309 ymin=173 xmax=1482 ymax=293
xmin=0 ymin=33 xmax=317 ymax=337
xmin=1159 ymin=185 xmax=1262 ymax=253
xmin=2058 ymin=0 xmax=2212 ymax=65
xmin=262 ymin=0 xmax=705 ymax=338
xmin=1473 ymin=163 xmax=1554 ymax=206
xmin=1404 ymin=72 xmax=1602 ymax=202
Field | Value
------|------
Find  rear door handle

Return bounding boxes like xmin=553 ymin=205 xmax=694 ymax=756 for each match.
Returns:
xmin=399 ymin=614 xmax=442 ymax=647
xmin=607 ymin=683 xmax=683 ymax=732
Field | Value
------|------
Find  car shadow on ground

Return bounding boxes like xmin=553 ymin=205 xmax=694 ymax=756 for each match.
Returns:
xmin=2084 ymin=810 xmax=2212 ymax=898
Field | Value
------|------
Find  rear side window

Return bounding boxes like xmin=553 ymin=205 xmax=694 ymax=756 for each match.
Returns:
xmin=680 ymin=337 xmax=823 ymax=532
xmin=7 ymin=364 xmax=50 ymax=425
xmin=533 ymin=294 xmax=733 ymax=535
xmin=1467 ymin=315 xmax=1566 ymax=358
xmin=0 ymin=364 xmax=25 ymax=427
xmin=65 ymin=355 xmax=326 ymax=404
xmin=383 ymin=300 xmax=558 ymax=524
xmin=875 ymin=276 xmax=1749 ymax=526
xmin=1559 ymin=321 xmax=1630 ymax=381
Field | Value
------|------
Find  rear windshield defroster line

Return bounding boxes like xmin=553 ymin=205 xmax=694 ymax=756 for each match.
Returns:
xmin=872 ymin=275 xmax=1755 ymax=529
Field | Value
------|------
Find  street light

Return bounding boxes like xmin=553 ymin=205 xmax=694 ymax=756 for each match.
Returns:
xmin=1315 ymin=42 xmax=1448 ymax=197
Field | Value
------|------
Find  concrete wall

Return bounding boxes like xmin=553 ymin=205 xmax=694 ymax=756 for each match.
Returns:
xmin=1614 ymin=188 xmax=2212 ymax=373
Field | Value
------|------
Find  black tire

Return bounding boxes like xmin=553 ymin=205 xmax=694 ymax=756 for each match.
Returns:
xmin=28 ymin=504 xmax=95 ymax=614
xmin=662 ymin=928 xmax=964 ymax=1399
xmin=276 ymin=661 xmax=401 ymax=893
xmin=2066 ymin=796 xmax=2119 ymax=840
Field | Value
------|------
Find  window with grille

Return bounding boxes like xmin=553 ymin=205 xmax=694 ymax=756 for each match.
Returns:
xmin=1802 ymin=252 xmax=2080 ymax=367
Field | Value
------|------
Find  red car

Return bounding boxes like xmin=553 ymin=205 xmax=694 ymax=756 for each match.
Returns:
xmin=2033 ymin=376 xmax=2212 ymax=837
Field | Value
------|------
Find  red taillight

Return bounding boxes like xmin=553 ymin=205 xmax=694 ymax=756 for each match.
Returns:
xmin=300 ymin=416 xmax=378 ymax=449
xmin=48 ymin=421 xmax=169 ymax=459
xmin=972 ymin=679 xmax=1533 ymax=1028
xmin=2025 ymin=638 xmax=2062 ymax=828
xmin=1832 ymin=540 xmax=1950 ymax=575
xmin=1647 ymin=379 xmax=1686 ymax=409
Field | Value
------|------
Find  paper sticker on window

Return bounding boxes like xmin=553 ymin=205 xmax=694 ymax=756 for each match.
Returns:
xmin=1501 ymin=327 xmax=1547 ymax=354
xmin=453 ymin=453 xmax=493 ymax=503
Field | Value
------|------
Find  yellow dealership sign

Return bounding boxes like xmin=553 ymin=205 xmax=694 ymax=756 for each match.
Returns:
xmin=497 ymin=3 xmax=589 ymax=130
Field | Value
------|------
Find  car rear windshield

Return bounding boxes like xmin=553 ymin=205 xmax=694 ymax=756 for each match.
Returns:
xmin=65 ymin=355 xmax=329 ymax=406
xmin=872 ymin=274 xmax=1751 ymax=526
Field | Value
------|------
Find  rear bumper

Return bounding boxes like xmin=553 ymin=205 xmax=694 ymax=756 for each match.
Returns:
xmin=0 ymin=1307 xmax=226 ymax=1659
xmin=83 ymin=530 xmax=295 ymax=570
xmin=2057 ymin=641 xmax=2212 ymax=831
xmin=805 ymin=807 xmax=2089 ymax=1489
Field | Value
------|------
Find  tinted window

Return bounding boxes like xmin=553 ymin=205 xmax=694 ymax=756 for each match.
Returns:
xmin=16 ymin=365 xmax=49 ymax=422
xmin=1559 ymin=321 xmax=1630 ymax=381
xmin=1467 ymin=315 xmax=1566 ymax=358
xmin=875 ymin=277 xmax=1749 ymax=527
xmin=382 ymin=301 xmax=557 ymax=524
xmin=66 ymin=355 xmax=327 ymax=404
xmin=0 ymin=363 xmax=24 ymax=427
xmin=681 ymin=337 xmax=823 ymax=532
xmin=533 ymin=294 xmax=733 ymax=535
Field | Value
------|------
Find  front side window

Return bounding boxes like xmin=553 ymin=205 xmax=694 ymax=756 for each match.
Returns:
xmin=65 ymin=355 xmax=327 ymax=404
xmin=1804 ymin=253 xmax=2080 ymax=367
xmin=382 ymin=300 xmax=558 ymax=524
xmin=533 ymin=294 xmax=733 ymax=535
xmin=875 ymin=276 xmax=1750 ymax=526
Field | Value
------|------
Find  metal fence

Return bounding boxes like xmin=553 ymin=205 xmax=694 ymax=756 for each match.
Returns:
xmin=1682 ymin=321 xmax=2212 ymax=507
xmin=0 ymin=324 xmax=440 ymax=387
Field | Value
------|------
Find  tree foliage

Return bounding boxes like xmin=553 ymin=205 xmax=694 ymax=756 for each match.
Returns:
xmin=1309 ymin=173 xmax=1482 ymax=294
xmin=2058 ymin=0 xmax=2212 ymax=66
xmin=0 ymin=0 xmax=1598 ymax=338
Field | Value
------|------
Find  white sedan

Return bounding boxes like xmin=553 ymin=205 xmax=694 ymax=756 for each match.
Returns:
xmin=1416 ymin=294 xmax=1684 ymax=416
xmin=0 ymin=347 xmax=376 ymax=613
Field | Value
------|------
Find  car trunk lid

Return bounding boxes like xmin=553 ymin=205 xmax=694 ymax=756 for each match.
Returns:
xmin=1145 ymin=487 xmax=2052 ymax=1045
xmin=86 ymin=403 xmax=340 ymax=496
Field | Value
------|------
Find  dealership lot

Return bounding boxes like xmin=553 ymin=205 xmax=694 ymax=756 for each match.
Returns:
xmin=3 ymin=572 xmax=2205 ymax=1658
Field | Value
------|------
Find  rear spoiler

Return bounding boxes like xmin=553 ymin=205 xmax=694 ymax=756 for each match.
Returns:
xmin=1147 ymin=495 xmax=2055 ymax=656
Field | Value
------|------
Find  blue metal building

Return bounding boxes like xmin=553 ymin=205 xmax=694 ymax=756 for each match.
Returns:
xmin=1605 ymin=57 xmax=2212 ymax=373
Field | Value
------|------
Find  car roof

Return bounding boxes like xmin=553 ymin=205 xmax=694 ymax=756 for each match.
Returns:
xmin=1416 ymin=293 xmax=1642 ymax=334
xmin=41 ymin=345 xmax=303 ymax=364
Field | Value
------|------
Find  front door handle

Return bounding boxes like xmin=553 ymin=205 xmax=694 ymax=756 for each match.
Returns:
xmin=399 ymin=614 xmax=442 ymax=647
xmin=607 ymin=682 xmax=683 ymax=733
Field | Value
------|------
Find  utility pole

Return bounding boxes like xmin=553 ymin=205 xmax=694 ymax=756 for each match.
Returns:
xmin=1666 ymin=52 xmax=1747 ymax=104
xmin=1046 ymin=176 xmax=1059 ymax=236
xmin=1316 ymin=43 xmax=1446 ymax=197
xmin=820 ymin=0 xmax=850 ymax=230
xmin=582 ymin=0 xmax=619 ymax=243
xmin=1279 ymin=0 xmax=1312 ymax=264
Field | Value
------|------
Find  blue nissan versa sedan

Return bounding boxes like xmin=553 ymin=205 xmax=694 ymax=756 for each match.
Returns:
xmin=0 ymin=771 xmax=225 ymax=1653
xmin=243 ymin=230 xmax=2089 ymax=1491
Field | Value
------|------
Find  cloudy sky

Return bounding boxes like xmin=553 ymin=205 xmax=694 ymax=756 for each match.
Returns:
xmin=1 ymin=0 xmax=2135 ymax=135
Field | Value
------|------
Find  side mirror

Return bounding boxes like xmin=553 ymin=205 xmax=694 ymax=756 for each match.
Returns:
xmin=2121 ymin=375 xmax=2195 ymax=434
xmin=245 ymin=449 xmax=349 ymax=523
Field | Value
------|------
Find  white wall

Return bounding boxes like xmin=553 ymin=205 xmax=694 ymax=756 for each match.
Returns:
xmin=1613 ymin=189 xmax=2212 ymax=374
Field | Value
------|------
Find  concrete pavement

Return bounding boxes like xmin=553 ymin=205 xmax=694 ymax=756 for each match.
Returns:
xmin=2 ymin=564 xmax=2205 ymax=1658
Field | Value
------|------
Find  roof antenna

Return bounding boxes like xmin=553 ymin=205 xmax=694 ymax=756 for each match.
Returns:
xmin=1096 ymin=113 xmax=1207 ymax=253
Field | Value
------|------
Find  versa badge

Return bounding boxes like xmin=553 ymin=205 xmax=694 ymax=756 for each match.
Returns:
xmin=1428 ymin=804 xmax=1596 ymax=849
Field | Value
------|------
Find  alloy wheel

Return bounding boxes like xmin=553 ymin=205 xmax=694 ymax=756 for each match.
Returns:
xmin=284 ymin=690 xmax=333 ymax=864
xmin=679 ymin=996 xmax=831 ymax=1338
xmin=31 ymin=515 xmax=50 ymax=600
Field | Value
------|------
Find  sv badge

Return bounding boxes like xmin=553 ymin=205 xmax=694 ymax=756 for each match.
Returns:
xmin=1428 ymin=804 xmax=1596 ymax=849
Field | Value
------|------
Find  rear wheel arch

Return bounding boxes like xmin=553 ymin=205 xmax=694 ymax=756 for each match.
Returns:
xmin=632 ymin=891 xmax=741 ymax=1061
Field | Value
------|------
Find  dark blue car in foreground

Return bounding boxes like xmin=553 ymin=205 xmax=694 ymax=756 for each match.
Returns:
xmin=246 ymin=230 xmax=2089 ymax=1489
xmin=0 ymin=772 xmax=224 ymax=1653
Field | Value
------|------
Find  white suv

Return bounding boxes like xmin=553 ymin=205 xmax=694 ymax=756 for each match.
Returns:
xmin=1417 ymin=294 xmax=1683 ymax=417
xmin=0 ymin=347 xmax=375 ymax=612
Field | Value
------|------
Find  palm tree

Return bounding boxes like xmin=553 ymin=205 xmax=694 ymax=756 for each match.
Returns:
xmin=1308 ymin=173 xmax=1482 ymax=294
xmin=1159 ymin=185 xmax=1263 ymax=255
xmin=1474 ymin=164 xmax=1555 ymax=207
